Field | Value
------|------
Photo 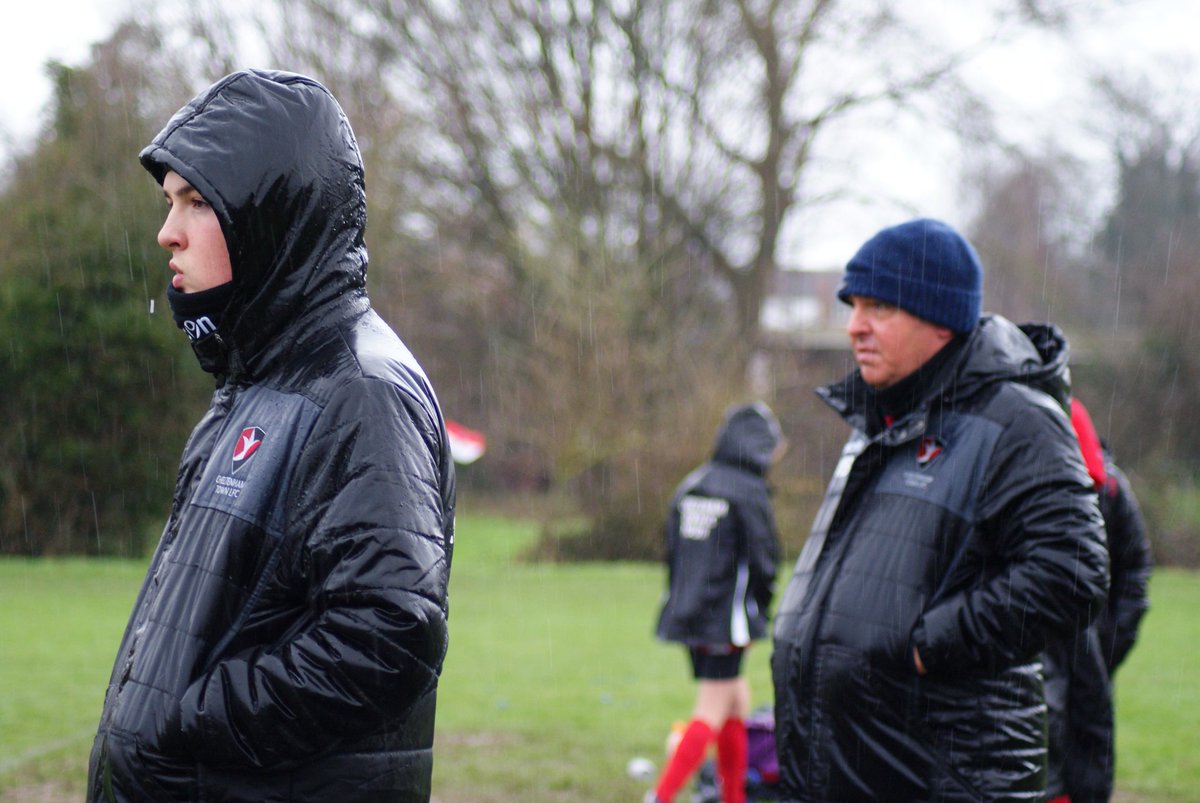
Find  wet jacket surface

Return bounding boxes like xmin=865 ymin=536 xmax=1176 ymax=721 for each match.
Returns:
xmin=1045 ymin=454 xmax=1152 ymax=802
xmin=88 ymin=70 xmax=455 ymax=802
xmin=1094 ymin=460 xmax=1152 ymax=673
xmin=656 ymin=404 xmax=781 ymax=648
xmin=771 ymin=316 xmax=1108 ymax=802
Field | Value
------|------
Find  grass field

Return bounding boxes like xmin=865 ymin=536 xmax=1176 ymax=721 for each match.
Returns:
xmin=1 ymin=511 xmax=1197 ymax=801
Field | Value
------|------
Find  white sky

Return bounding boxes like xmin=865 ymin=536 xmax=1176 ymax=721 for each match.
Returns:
xmin=2 ymin=0 xmax=1197 ymax=266
xmin=0 ymin=0 xmax=125 ymax=154
xmin=790 ymin=0 xmax=1200 ymax=267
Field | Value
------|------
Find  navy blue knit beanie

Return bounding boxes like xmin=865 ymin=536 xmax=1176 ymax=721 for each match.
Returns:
xmin=837 ymin=218 xmax=982 ymax=334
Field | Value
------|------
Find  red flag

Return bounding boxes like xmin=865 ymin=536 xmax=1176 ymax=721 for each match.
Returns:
xmin=445 ymin=419 xmax=486 ymax=465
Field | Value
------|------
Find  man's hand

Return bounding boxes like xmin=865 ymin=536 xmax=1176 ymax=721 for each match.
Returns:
xmin=913 ymin=647 xmax=927 ymax=676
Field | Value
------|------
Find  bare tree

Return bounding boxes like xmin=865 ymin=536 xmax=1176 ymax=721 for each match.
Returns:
xmin=270 ymin=0 xmax=1097 ymax=345
xmin=966 ymin=149 xmax=1094 ymax=326
xmin=253 ymin=0 xmax=1108 ymax=555
xmin=1088 ymin=65 xmax=1200 ymax=460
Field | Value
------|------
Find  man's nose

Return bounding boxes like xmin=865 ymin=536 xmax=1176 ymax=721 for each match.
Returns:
xmin=157 ymin=211 xmax=183 ymax=251
xmin=846 ymin=306 xmax=868 ymax=337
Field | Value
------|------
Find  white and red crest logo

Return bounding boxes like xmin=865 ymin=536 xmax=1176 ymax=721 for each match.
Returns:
xmin=916 ymin=436 xmax=943 ymax=466
xmin=232 ymin=426 xmax=266 ymax=470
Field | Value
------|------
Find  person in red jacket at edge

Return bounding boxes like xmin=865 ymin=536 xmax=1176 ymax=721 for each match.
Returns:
xmin=1045 ymin=398 xmax=1153 ymax=803
xmin=647 ymin=403 xmax=785 ymax=803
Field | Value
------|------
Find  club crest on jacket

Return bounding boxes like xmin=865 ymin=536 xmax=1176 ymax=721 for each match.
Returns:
xmin=232 ymin=426 xmax=266 ymax=471
xmin=916 ymin=436 xmax=943 ymax=466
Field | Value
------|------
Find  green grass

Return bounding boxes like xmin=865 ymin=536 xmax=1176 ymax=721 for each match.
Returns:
xmin=1110 ymin=570 xmax=1200 ymax=800
xmin=0 ymin=559 xmax=145 ymax=800
xmin=431 ymin=512 xmax=774 ymax=800
xmin=1 ymin=513 xmax=1196 ymax=801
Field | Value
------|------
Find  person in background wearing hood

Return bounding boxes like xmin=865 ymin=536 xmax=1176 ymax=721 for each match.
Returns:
xmin=771 ymin=219 xmax=1109 ymax=801
xmin=1044 ymin=397 xmax=1153 ymax=803
xmin=87 ymin=70 xmax=455 ymax=802
xmin=647 ymin=403 xmax=784 ymax=803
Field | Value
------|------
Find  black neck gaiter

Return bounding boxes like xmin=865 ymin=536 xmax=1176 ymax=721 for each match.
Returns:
xmin=166 ymin=282 xmax=235 ymax=343
xmin=866 ymin=334 xmax=967 ymax=433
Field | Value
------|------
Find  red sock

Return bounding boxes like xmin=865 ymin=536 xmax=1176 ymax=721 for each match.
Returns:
xmin=655 ymin=719 xmax=715 ymax=802
xmin=716 ymin=717 xmax=748 ymax=803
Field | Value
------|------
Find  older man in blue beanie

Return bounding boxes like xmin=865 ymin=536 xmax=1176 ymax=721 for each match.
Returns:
xmin=771 ymin=218 xmax=1109 ymax=801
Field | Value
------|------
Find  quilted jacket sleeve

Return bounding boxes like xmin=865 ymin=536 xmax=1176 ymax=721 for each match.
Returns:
xmin=914 ymin=390 xmax=1109 ymax=673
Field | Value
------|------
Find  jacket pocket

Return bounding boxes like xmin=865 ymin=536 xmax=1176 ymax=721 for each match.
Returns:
xmin=909 ymin=678 xmax=993 ymax=803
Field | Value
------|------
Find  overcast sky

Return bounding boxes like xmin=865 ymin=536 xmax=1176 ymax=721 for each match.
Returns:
xmin=1 ymin=0 xmax=123 ymax=153
xmin=3 ymin=0 xmax=1197 ymax=265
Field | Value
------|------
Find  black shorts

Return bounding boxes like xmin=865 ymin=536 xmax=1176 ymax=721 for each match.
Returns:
xmin=688 ymin=645 xmax=745 ymax=680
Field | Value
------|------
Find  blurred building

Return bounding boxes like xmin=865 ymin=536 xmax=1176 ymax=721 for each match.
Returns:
xmin=760 ymin=268 xmax=848 ymax=351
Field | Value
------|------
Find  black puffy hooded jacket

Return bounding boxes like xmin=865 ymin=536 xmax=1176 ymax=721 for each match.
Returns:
xmin=771 ymin=316 xmax=1108 ymax=802
xmin=87 ymin=70 xmax=455 ymax=802
xmin=656 ymin=403 xmax=781 ymax=648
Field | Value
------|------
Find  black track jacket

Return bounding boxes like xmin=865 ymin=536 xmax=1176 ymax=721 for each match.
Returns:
xmin=772 ymin=316 xmax=1108 ymax=802
xmin=656 ymin=404 xmax=781 ymax=648
xmin=88 ymin=71 xmax=455 ymax=802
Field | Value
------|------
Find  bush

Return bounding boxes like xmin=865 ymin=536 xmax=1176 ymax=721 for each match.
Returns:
xmin=1134 ymin=464 xmax=1200 ymax=567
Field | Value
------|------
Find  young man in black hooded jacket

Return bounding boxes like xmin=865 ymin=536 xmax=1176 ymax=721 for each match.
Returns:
xmin=771 ymin=218 xmax=1109 ymax=802
xmin=87 ymin=70 xmax=455 ymax=802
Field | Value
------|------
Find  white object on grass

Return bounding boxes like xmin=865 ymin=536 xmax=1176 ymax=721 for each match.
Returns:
xmin=626 ymin=756 xmax=656 ymax=780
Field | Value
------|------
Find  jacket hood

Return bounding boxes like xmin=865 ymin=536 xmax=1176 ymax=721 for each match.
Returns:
xmin=712 ymin=402 xmax=783 ymax=473
xmin=141 ymin=69 xmax=369 ymax=377
xmin=820 ymin=315 xmax=1073 ymax=433
xmin=958 ymin=316 xmax=1072 ymax=411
